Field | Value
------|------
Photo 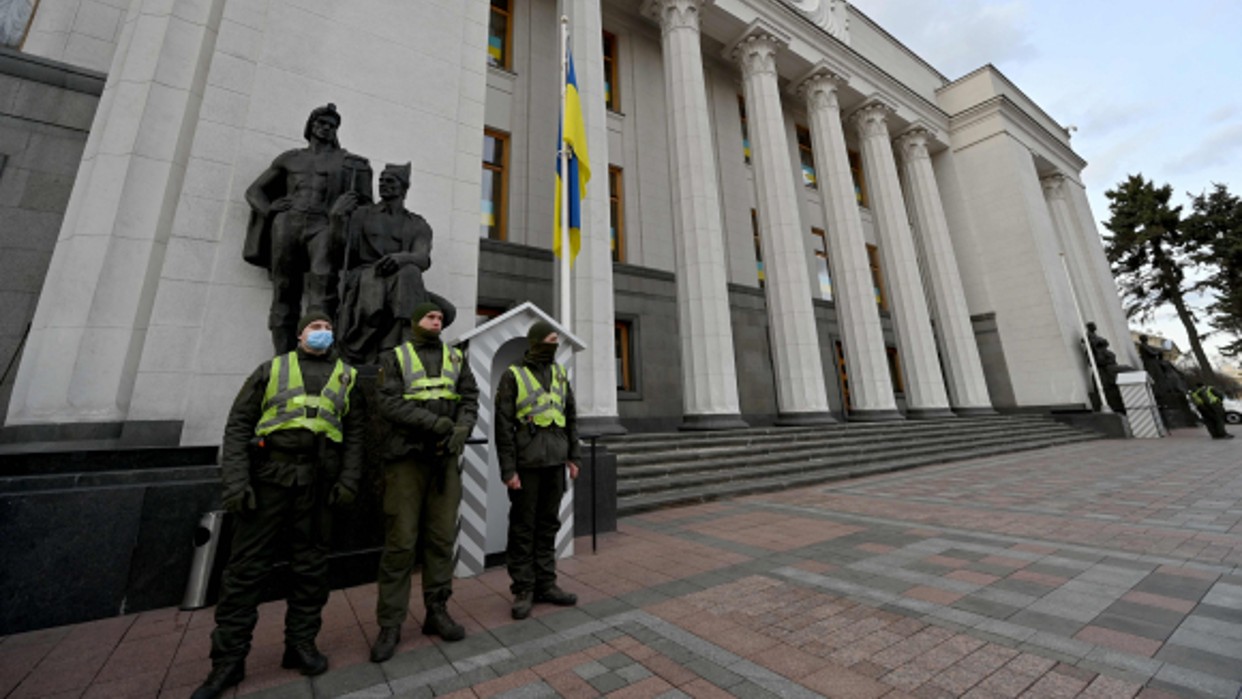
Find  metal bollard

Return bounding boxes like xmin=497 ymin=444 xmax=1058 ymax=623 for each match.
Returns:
xmin=181 ymin=510 xmax=226 ymax=610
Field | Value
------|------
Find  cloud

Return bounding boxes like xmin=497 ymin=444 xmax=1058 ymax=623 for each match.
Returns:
xmin=852 ymin=0 xmax=1037 ymax=78
xmin=1165 ymin=121 xmax=1242 ymax=174
xmin=1205 ymin=104 xmax=1240 ymax=125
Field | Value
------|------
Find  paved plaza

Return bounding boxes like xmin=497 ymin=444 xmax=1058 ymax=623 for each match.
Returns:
xmin=2 ymin=427 xmax=1240 ymax=699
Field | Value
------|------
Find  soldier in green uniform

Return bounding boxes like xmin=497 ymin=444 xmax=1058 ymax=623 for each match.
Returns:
xmin=494 ymin=320 xmax=581 ymax=620
xmin=370 ymin=302 xmax=479 ymax=662
xmin=1191 ymin=382 xmax=1234 ymax=439
xmin=191 ymin=312 xmax=364 ymax=699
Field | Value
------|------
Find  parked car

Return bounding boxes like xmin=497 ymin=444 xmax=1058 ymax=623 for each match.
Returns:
xmin=1225 ymin=398 xmax=1242 ymax=425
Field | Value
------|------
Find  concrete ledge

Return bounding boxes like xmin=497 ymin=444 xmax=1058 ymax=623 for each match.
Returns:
xmin=680 ymin=413 xmax=750 ymax=431
xmin=776 ymin=411 xmax=837 ymax=426
xmin=905 ymin=408 xmax=958 ymax=420
xmin=953 ymin=407 xmax=999 ymax=417
xmin=847 ymin=409 xmax=905 ymax=422
xmin=578 ymin=415 xmax=627 ymax=437
xmin=0 ymin=46 xmax=106 ymax=95
xmin=1049 ymin=410 xmax=1130 ymax=438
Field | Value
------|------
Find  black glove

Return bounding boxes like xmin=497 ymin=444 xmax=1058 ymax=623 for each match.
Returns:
xmin=447 ymin=425 xmax=470 ymax=455
xmin=328 ymin=482 xmax=356 ymax=507
xmin=222 ymin=485 xmax=257 ymax=514
xmin=432 ymin=416 xmax=454 ymax=435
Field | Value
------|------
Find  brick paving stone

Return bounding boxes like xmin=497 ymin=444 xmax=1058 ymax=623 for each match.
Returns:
xmin=801 ymin=664 xmax=890 ymax=699
xmin=1016 ymin=669 xmax=1089 ymax=698
xmin=946 ymin=570 xmax=1000 ymax=587
xmin=1121 ymin=590 xmax=1197 ymax=613
xmin=904 ymin=587 xmax=965 ymax=606
xmin=973 ymin=668 xmax=1036 ymax=697
xmin=1077 ymin=674 xmax=1143 ymax=698
xmin=1074 ymin=625 xmax=1163 ymax=657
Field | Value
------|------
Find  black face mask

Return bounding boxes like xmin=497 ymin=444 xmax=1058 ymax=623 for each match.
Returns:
xmin=412 ymin=324 xmax=441 ymax=346
xmin=528 ymin=342 xmax=557 ymax=363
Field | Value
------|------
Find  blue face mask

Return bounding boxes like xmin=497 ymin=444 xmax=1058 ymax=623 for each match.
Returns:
xmin=305 ymin=329 xmax=333 ymax=351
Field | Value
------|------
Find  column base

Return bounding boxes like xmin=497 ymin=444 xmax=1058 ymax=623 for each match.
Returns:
xmin=846 ymin=409 xmax=906 ymax=422
xmin=952 ymin=406 xmax=998 ymax=418
xmin=776 ymin=411 xmax=837 ymax=426
xmin=905 ymin=408 xmax=957 ymax=420
xmin=577 ymin=415 xmax=628 ymax=437
xmin=679 ymin=413 xmax=750 ymax=431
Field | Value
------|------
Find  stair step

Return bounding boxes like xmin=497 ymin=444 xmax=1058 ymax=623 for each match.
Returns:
xmin=617 ymin=433 xmax=1096 ymax=516
xmin=617 ymin=431 xmax=1094 ymax=496
xmin=0 ymin=465 xmax=220 ymax=494
xmin=613 ymin=422 xmax=1083 ymax=468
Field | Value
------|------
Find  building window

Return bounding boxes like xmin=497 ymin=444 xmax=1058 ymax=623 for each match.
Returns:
xmin=488 ymin=0 xmax=512 ymax=69
xmin=476 ymin=305 xmax=506 ymax=327
xmin=886 ymin=346 xmax=904 ymax=393
xmin=751 ymin=209 xmax=764 ymax=288
xmin=0 ymin=0 xmax=37 ymax=49
xmin=481 ymin=129 xmax=508 ymax=240
xmin=615 ymin=319 xmax=635 ymax=392
xmin=849 ymin=150 xmax=868 ymax=207
xmin=834 ymin=341 xmax=851 ymax=411
xmin=738 ymin=95 xmax=751 ymax=164
xmin=603 ymin=32 xmax=620 ymax=112
xmin=867 ymin=243 xmax=886 ymax=310
xmin=811 ymin=228 xmax=832 ymax=301
xmin=797 ymin=125 xmax=817 ymax=189
xmin=609 ymin=166 xmax=624 ymax=262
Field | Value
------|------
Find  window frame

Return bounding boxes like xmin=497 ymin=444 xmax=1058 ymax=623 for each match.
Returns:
xmin=811 ymin=227 xmax=831 ymax=301
xmin=848 ymin=149 xmax=869 ymax=207
xmin=603 ymin=31 xmax=620 ymax=112
xmin=738 ymin=95 xmax=751 ymax=165
xmin=481 ymin=128 xmax=510 ymax=241
xmin=886 ymin=346 xmax=904 ymax=394
xmin=866 ymin=243 xmax=887 ymax=311
xmin=487 ymin=0 xmax=514 ymax=70
xmin=615 ymin=317 xmax=639 ymax=397
xmin=609 ymin=165 xmax=625 ymax=263
xmin=751 ymin=208 xmax=764 ymax=288
xmin=796 ymin=125 xmax=817 ymax=189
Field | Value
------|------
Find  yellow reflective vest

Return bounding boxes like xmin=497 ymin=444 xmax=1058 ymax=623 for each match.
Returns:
xmin=1191 ymin=386 xmax=1222 ymax=406
xmin=256 ymin=352 xmax=356 ymax=442
xmin=511 ymin=364 xmax=567 ymax=427
xmin=395 ymin=342 xmax=463 ymax=401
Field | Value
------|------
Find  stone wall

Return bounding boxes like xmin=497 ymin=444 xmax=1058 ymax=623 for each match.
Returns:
xmin=0 ymin=48 xmax=101 ymax=426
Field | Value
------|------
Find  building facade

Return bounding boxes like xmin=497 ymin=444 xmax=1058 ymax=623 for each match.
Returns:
xmin=0 ymin=0 xmax=1136 ymax=443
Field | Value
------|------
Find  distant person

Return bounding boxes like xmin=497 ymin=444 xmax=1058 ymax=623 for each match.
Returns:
xmin=494 ymin=321 xmax=581 ymax=620
xmin=1190 ymin=382 xmax=1234 ymax=439
xmin=191 ymin=313 xmax=364 ymax=699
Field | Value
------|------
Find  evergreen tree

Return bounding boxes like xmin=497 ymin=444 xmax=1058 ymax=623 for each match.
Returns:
xmin=1103 ymin=174 xmax=1213 ymax=373
xmin=1183 ymin=183 xmax=1242 ymax=357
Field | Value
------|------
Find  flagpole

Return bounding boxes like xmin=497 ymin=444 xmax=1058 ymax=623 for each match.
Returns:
xmin=559 ymin=15 xmax=572 ymax=334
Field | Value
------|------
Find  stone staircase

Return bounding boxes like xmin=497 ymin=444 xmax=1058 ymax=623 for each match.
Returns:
xmin=607 ymin=414 xmax=1101 ymax=517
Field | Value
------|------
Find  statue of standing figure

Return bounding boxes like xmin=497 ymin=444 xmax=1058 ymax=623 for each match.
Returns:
xmin=1136 ymin=334 xmax=1199 ymax=427
xmin=243 ymin=104 xmax=373 ymax=353
xmin=332 ymin=163 xmax=456 ymax=365
xmin=1084 ymin=322 xmax=1126 ymax=413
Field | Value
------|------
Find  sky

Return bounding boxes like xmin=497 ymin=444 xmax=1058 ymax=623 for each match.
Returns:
xmin=850 ymin=0 xmax=1242 ymax=363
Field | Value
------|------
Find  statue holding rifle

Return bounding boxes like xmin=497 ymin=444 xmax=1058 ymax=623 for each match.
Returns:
xmin=244 ymin=103 xmax=372 ymax=354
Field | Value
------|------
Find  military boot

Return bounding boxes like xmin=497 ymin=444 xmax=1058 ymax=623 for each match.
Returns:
xmin=190 ymin=661 xmax=244 ymax=699
xmin=370 ymin=626 xmax=401 ymax=663
xmin=511 ymin=590 xmax=534 ymax=620
xmin=281 ymin=643 xmax=328 ymax=676
xmin=422 ymin=603 xmax=465 ymax=642
xmin=535 ymin=585 xmax=577 ymax=607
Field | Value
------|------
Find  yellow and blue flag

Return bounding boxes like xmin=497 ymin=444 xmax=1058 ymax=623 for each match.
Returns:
xmin=554 ymin=50 xmax=590 ymax=263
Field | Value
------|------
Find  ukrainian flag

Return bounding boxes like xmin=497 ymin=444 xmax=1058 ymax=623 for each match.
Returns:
xmin=554 ymin=50 xmax=590 ymax=264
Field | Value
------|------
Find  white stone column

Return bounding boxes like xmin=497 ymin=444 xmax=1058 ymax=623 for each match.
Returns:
xmin=644 ymin=0 xmax=745 ymax=429
xmin=566 ymin=0 xmax=624 ymax=434
xmin=733 ymin=30 xmax=833 ymax=424
xmin=1064 ymin=178 xmax=1140 ymax=367
xmin=8 ymin=0 xmax=226 ymax=430
xmin=1042 ymin=174 xmax=1109 ymax=347
xmin=850 ymin=102 xmax=953 ymax=418
xmin=896 ymin=128 xmax=993 ymax=414
xmin=796 ymin=70 xmax=899 ymax=420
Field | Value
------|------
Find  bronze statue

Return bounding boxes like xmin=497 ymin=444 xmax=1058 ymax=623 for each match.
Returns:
xmin=243 ymin=104 xmax=372 ymax=353
xmin=1136 ymin=334 xmax=1198 ymax=427
xmin=332 ymin=162 xmax=455 ymax=364
xmin=1084 ymin=322 xmax=1126 ymax=413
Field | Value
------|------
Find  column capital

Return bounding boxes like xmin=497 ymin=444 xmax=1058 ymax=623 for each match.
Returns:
xmin=894 ymin=127 xmax=933 ymax=163
xmin=849 ymin=100 xmax=896 ymax=139
xmin=643 ymin=0 xmax=713 ymax=33
xmin=794 ymin=67 xmax=848 ymax=113
xmin=1041 ymin=172 xmax=1069 ymax=199
xmin=728 ymin=22 xmax=789 ymax=79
